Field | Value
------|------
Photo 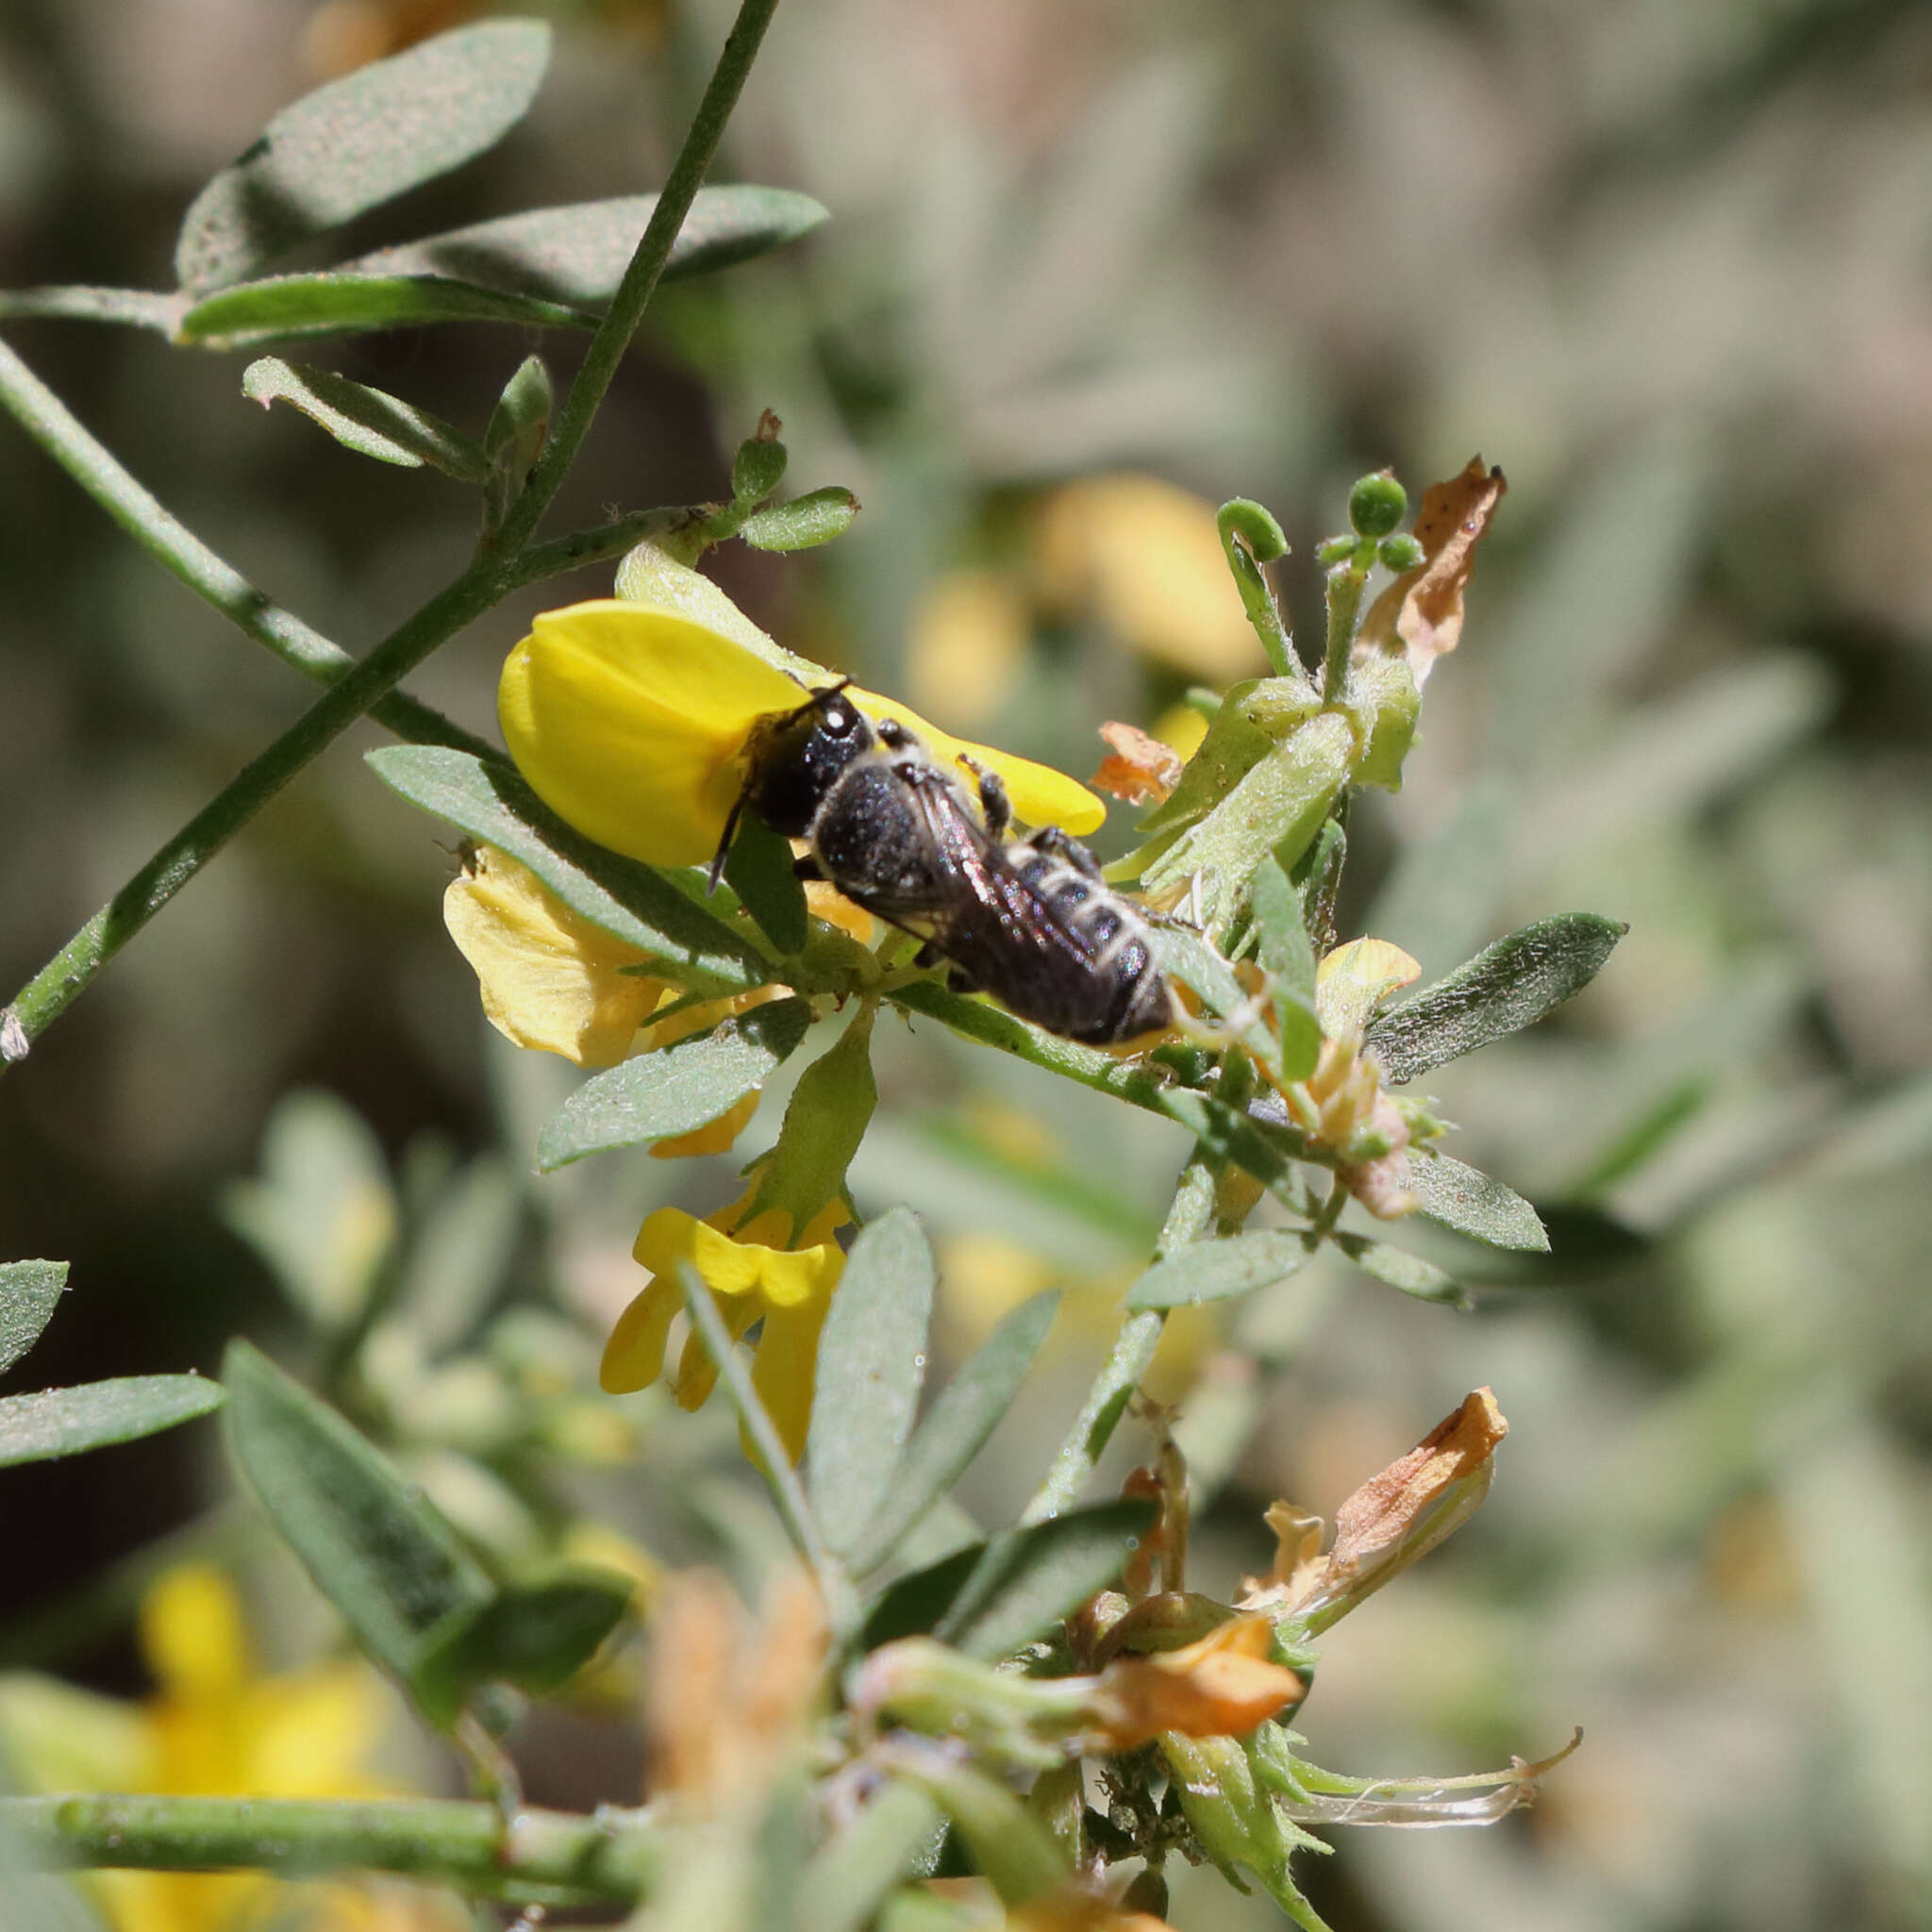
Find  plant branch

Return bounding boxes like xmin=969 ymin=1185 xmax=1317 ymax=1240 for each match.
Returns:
xmin=493 ymin=0 xmax=782 ymax=554
xmin=0 ymin=336 xmax=487 ymax=756
xmin=0 ymin=1794 xmax=655 ymax=1908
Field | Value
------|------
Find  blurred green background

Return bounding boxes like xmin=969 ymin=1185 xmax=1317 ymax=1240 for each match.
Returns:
xmin=3 ymin=1 xmax=1931 ymax=1928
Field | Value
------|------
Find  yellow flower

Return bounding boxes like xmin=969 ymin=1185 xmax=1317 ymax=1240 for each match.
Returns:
xmin=444 ymin=843 xmax=669 ymax=1066
xmin=498 ymin=591 xmax=1105 ymax=873
xmin=1036 ymin=475 xmax=1268 ymax=683
xmin=0 ymin=1563 xmax=446 ymax=1932
xmin=599 ymin=1182 xmax=849 ymax=1460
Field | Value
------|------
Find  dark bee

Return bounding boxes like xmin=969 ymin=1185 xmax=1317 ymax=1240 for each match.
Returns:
xmin=716 ymin=685 xmax=1172 ymax=1045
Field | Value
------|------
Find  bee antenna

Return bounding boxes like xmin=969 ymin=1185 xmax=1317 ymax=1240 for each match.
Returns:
xmin=708 ymin=790 xmax=749 ymax=895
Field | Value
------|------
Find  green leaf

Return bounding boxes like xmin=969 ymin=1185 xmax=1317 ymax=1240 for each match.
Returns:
xmin=0 ymin=1261 xmax=66 ymax=1377
xmin=897 ymin=1757 xmax=1069 ymax=1908
xmin=341 ymin=185 xmax=829 ymax=306
xmin=176 ymin=275 xmax=595 ymax=352
xmin=932 ymin=1499 xmax=1156 ymax=1661
xmin=1405 ymin=1154 xmax=1549 ymax=1253
xmin=1246 ymin=859 xmax=1321 ymax=1079
xmin=0 ymin=285 xmax=183 ymax=332
xmin=1143 ymin=926 xmax=1280 ymax=1073
xmin=175 ymin=21 xmax=553 ymax=293
xmin=1156 ymin=1090 xmax=1295 ymax=1189
xmin=1291 ymin=815 xmax=1346 ymax=954
xmin=1332 ymin=1234 xmax=1470 ymax=1308
xmin=798 ymin=1781 xmax=944 ymax=1932
xmin=0 ymin=1375 xmax=224 ymax=1469
xmin=1125 ymin=1231 xmax=1307 ymax=1309
xmin=740 ymin=488 xmax=861 ymax=553
xmin=536 ymin=998 xmax=810 ymax=1171
xmin=743 ymin=1006 xmax=878 ymax=1233
xmin=808 ymin=1210 xmax=937 ymax=1558
xmin=394 ymin=1154 xmax=521 ymax=1354
xmin=242 ymin=356 xmax=489 ymax=478
xmin=222 ymin=1340 xmax=492 ymax=1696
xmin=1366 ymin=913 xmax=1628 ymax=1085
xmin=845 ymin=1293 xmax=1059 ymax=1578
xmin=220 ymin=1091 xmax=397 ymax=1330
xmin=482 ymin=355 xmax=553 ymax=536
xmin=366 ymin=745 xmax=770 ymax=991
xmin=858 ymin=1544 xmax=987 ymax=1652
xmin=724 ymin=808 xmax=809 ymax=954
xmin=411 ymin=1568 xmax=632 ymax=1729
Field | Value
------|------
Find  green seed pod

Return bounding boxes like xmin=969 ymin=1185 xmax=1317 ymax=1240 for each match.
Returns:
xmin=1378 ymin=533 xmax=1424 ymax=573
xmin=1348 ymin=471 xmax=1407 ymax=538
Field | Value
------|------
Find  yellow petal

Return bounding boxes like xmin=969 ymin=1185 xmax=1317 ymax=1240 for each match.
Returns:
xmin=753 ymin=1239 xmax=844 ymax=1311
xmin=600 ymin=1273 xmax=682 ymax=1392
xmin=140 ymin=1565 xmax=250 ymax=1705
xmin=750 ymin=1300 xmax=832 ymax=1462
xmin=443 ymin=845 xmax=664 ymax=1066
xmin=242 ymin=1663 xmax=387 ymax=1797
xmin=673 ymin=1292 xmax=761 ymax=1409
xmin=500 ymin=600 xmax=806 ymax=868
xmin=1315 ymin=936 xmax=1422 ymax=1038
xmin=633 ymin=1206 xmax=765 ymax=1296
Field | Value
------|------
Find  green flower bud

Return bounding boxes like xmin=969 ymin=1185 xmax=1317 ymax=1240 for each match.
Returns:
xmin=1378 ymin=533 xmax=1424 ymax=572
xmin=1315 ymin=535 xmax=1357 ymax=568
xmin=1348 ymin=471 xmax=1407 ymax=539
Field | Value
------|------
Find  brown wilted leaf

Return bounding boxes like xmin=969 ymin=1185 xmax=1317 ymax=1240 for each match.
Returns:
xmin=1089 ymin=1614 xmax=1303 ymax=1751
xmin=1357 ymin=458 xmax=1507 ymax=685
xmin=1091 ymin=722 xmax=1185 ymax=806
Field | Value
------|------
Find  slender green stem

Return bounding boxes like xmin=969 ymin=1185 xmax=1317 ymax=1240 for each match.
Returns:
xmin=0 ymin=1794 xmax=654 ymax=1907
xmin=0 ymin=0 xmax=783 ymax=1070
xmin=494 ymin=0 xmax=782 ymax=555
xmin=508 ymin=505 xmax=691 ymax=588
xmin=1320 ymin=543 xmax=1374 ymax=703
xmin=0 ymin=336 xmax=487 ymax=757
xmin=1019 ymin=1160 xmax=1219 ymax=1525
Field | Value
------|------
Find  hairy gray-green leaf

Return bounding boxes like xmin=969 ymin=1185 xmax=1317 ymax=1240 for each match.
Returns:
xmin=537 ymin=999 xmax=810 ymax=1171
xmin=1246 ymin=858 xmax=1321 ymax=1079
xmin=366 ymin=745 xmax=770 ymax=991
xmin=340 ymin=185 xmax=829 ymax=306
xmin=0 ymin=1376 xmax=223 ymax=1469
xmin=1125 ymin=1230 xmax=1307 ymax=1309
xmin=933 ymin=1499 xmax=1156 ymax=1661
xmin=844 ymin=1292 xmax=1059 ymax=1578
xmin=1367 ymin=912 xmax=1627 ymax=1085
xmin=175 ymin=21 xmax=552 ymax=293
xmin=1333 ymin=1233 xmax=1470 ymax=1308
xmin=809 ymin=1210 xmax=936 ymax=1558
xmin=1157 ymin=1090 xmax=1295 ymax=1189
xmin=0 ymin=1261 xmax=66 ymax=1377
xmin=394 ymin=1155 xmax=520 ymax=1354
xmin=740 ymin=488 xmax=861 ymax=553
xmin=1405 ymin=1154 xmax=1549 ymax=1253
xmin=221 ymin=1091 xmax=397 ymax=1330
xmin=242 ymin=357 xmax=488 ymax=479
xmin=222 ymin=1340 xmax=491 ymax=1697
xmin=798 ymin=1781 xmax=943 ymax=1932
xmin=178 ymin=275 xmax=594 ymax=351
xmin=411 ymin=1568 xmax=632 ymax=1728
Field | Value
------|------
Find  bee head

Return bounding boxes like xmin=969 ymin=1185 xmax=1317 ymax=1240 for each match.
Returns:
xmin=738 ymin=682 xmax=877 ymax=840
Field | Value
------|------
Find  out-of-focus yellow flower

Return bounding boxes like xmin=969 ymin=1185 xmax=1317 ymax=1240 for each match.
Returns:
xmin=444 ymin=844 xmax=668 ymax=1066
xmin=0 ymin=1563 xmax=450 ymax=1932
xmin=1036 ymin=475 xmax=1267 ymax=683
xmin=600 ymin=1179 xmax=849 ymax=1460
xmin=499 ymin=599 xmax=1104 ymax=874
xmin=905 ymin=568 xmax=1031 ymax=727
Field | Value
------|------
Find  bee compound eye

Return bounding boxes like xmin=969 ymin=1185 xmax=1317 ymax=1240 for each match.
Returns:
xmin=821 ymin=696 xmax=859 ymax=735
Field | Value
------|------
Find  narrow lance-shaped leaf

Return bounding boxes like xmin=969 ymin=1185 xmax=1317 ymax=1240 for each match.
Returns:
xmin=339 ymin=186 xmax=830 ymax=307
xmin=796 ymin=1780 xmax=943 ymax=1932
xmin=242 ymin=358 xmax=489 ymax=479
xmin=1246 ymin=858 xmax=1321 ymax=1080
xmin=1366 ymin=912 xmax=1628 ymax=1085
xmin=0 ymin=1376 xmax=224 ymax=1470
xmin=365 ymin=745 xmax=772 ymax=992
xmin=1404 ymin=1153 xmax=1549 ymax=1254
xmin=808 ymin=1209 xmax=937 ymax=1558
xmin=932 ymin=1499 xmax=1156 ymax=1661
xmin=536 ymin=998 xmax=811 ymax=1171
xmin=482 ymin=355 xmax=553 ymax=537
xmin=178 ymin=275 xmax=596 ymax=352
xmin=175 ymin=21 xmax=553 ymax=293
xmin=222 ymin=1340 xmax=492 ymax=1697
xmin=0 ymin=1261 xmax=66 ymax=1377
xmin=1334 ymin=1233 xmax=1471 ymax=1309
xmin=411 ymin=1569 xmax=633 ymax=1730
xmin=724 ymin=808 xmax=809 ymax=954
xmin=1125 ymin=1230 xmax=1308 ymax=1310
xmin=844 ymin=1291 xmax=1059 ymax=1578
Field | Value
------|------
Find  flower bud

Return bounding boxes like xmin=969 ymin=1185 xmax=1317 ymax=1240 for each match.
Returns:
xmin=1348 ymin=471 xmax=1407 ymax=539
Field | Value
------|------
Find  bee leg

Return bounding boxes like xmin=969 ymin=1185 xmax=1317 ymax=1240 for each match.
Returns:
xmin=791 ymin=853 xmax=825 ymax=881
xmin=912 ymin=941 xmax=945 ymax=968
xmin=946 ymin=964 xmax=984 ymax=995
xmin=1031 ymin=824 xmax=1104 ymax=881
xmin=956 ymin=754 xmax=1013 ymax=839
